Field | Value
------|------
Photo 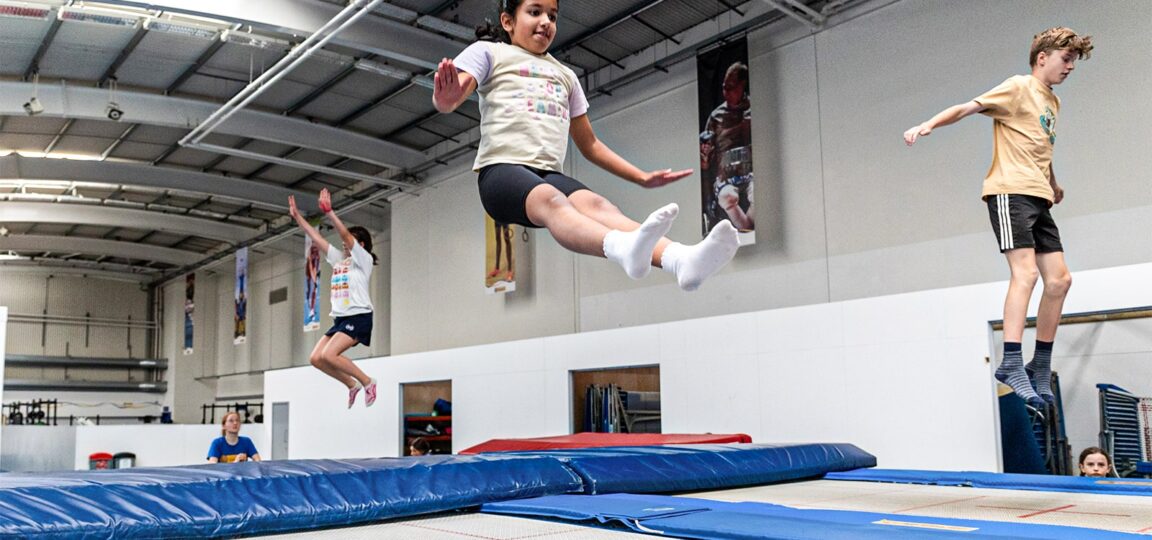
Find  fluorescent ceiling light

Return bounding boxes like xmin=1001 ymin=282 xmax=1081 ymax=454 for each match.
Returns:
xmin=13 ymin=151 xmax=103 ymax=161
xmin=0 ymin=1 xmax=51 ymax=20
xmin=58 ymin=5 xmax=143 ymax=27
xmin=220 ymin=29 xmax=290 ymax=49
xmin=144 ymin=18 xmax=220 ymax=40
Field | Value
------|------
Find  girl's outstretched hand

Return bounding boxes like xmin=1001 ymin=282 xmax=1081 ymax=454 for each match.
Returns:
xmin=640 ymin=168 xmax=693 ymax=188
xmin=318 ymin=188 xmax=332 ymax=213
xmin=288 ymin=195 xmax=301 ymax=219
xmin=433 ymin=58 xmax=465 ymax=113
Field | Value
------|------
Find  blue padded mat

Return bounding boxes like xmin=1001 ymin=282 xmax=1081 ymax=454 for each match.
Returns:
xmin=0 ymin=443 xmax=875 ymax=538
xmin=511 ymin=443 xmax=876 ymax=494
xmin=0 ymin=454 xmax=582 ymax=539
xmin=483 ymin=493 xmax=1141 ymax=539
xmin=827 ymin=468 xmax=1152 ymax=496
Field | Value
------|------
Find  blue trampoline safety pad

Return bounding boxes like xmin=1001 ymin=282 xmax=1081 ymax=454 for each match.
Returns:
xmin=512 ymin=442 xmax=876 ymax=494
xmin=482 ymin=493 xmax=1140 ymax=539
xmin=0 ymin=443 xmax=873 ymax=539
xmin=0 ymin=454 xmax=582 ymax=539
xmin=827 ymin=468 xmax=1152 ymax=496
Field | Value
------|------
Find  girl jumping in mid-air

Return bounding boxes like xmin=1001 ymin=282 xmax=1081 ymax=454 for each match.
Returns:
xmin=289 ymin=189 xmax=379 ymax=408
xmin=433 ymin=0 xmax=739 ymax=291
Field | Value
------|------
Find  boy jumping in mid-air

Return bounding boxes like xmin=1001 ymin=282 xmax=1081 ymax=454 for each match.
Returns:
xmin=904 ymin=27 xmax=1093 ymax=408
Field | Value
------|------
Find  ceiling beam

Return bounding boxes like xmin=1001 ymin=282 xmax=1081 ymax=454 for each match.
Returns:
xmin=0 ymin=201 xmax=258 ymax=243
xmin=98 ymin=0 xmax=464 ymax=70
xmin=0 ymin=235 xmax=203 ymax=266
xmin=0 ymin=81 xmax=426 ymax=171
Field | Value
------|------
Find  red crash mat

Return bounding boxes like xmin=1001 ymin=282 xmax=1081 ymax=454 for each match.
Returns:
xmin=460 ymin=433 xmax=752 ymax=454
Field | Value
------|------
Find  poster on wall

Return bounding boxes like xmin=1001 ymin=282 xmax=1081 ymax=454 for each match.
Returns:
xmin=484 ymin=214 xmax=519 ymax=294
xmin=234 ymin=247 xmax=248 ymax=345
xmin=697 ymin=37 xmax=755 ymax=245
xmin=303 ymin=235 xmax=321 ymax=331
xmin=183 ymin=273 xmax=194 ymax=355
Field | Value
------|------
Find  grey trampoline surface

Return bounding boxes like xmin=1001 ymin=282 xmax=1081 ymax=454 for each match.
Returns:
xmin=256 ymin=511 xmax=654 ymax=539
xmin=686 ymin=478 xmax=1152 ymax=534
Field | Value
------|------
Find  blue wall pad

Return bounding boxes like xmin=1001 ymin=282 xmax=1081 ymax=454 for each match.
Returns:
xmin=483 ymin=493 xmax=1140 ymax=539
xmin=0 ymin=454 xmax=583 ymax=539
xmin=827 ymin=468 xmax=1152 ymax=496
xmin=512 ymin=443 xmax=875 ymax=494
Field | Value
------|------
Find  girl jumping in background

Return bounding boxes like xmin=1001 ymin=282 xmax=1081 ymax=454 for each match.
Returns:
xmin=289 ymin=188 xmax=379 ymax=408
xmin=433 ymin=0 xmax=739 ymax=291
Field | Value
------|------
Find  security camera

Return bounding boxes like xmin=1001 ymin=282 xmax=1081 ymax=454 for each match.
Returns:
xmin=23 ymin=97 xmax=43 ymax=116
xmin=106 ymin=102 xmax=123 ymax=121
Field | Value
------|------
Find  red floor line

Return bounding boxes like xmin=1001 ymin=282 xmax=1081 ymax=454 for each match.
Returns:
xmin=975 ymin=504 xmax=1130 ymax=518
xmin=1018 ymin=504 xmax=1076 ymax=519
xmin=1136 ymin=525 xmax=1152 ymax=533
xmin=892 ymin=495 xmax=987 ymax=514
xmin=1060 ymin=510 xmax=1132 ymax=518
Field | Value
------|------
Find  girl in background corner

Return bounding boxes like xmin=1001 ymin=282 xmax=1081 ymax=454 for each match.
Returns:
xmin=289 ymin=188 xmax=380 ymax=408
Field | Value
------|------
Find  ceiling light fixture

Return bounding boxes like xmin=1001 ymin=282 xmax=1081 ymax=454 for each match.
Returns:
xmin=220 ymin=29 xmax=290 ymax=50
xmin=144 ymin=17 xmax=220 ymax=40
xmin=57 ymin=5 xmax=143 ymax=28
xmin=0 ymin=1 xmax=51 ymax=20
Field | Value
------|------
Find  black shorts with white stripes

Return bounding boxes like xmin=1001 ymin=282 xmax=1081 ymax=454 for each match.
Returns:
xmin=985 ymin=194 xmax=1063 ymax=253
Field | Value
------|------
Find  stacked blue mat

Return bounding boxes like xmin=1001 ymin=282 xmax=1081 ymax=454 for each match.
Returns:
xmin=0 ymin=443 xmax=871 ymax=538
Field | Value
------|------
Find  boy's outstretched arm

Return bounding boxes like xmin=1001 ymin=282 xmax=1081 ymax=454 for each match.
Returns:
xmin=904 ymin=101 xmax=986 ymax=145
xmin=569 ymin=114 xmax=692 ymax=188
xmin=289 ymin=195 xmax=331 ymax=254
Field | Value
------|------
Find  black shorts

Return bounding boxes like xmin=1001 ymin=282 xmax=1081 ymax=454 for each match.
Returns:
xmin=325 ymin=312 xmax=373 ymax=346
xmin=477 ymin=164 xmax=590 ymax=228
xmin=985 ymin=194 xmax=1063 ymax=253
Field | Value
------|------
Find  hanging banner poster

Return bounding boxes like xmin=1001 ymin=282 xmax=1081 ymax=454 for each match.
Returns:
xmin=234 ymin=247 xmax=248 ymax=345
xmin=303 ymin=235 xmax=321 ymax=331
xmin=484 ymin=215 xmax=517 ymax=294
xmin=183 ymin=273 xmax=194 ymax=355
xmin=698 ymin=37 xmax=755 ymax=245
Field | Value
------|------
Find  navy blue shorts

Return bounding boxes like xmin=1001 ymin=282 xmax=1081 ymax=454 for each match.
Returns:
xmin=477 ymin=164 xmax=590 ymax=228
xmin=325 ymin=313 xmax=373 ymax=346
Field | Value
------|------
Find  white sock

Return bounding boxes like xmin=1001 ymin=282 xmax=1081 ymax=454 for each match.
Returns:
xmin=661 ymin=220 xmax=739 ymax=291
xmin=603 ymin=203 xmax=679 ymax=279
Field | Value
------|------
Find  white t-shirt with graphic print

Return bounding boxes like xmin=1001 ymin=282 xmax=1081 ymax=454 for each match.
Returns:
xmin=454 ymin=41 xmax=589 ymax=173
xmin=326 ymin=242 xmax=373 ymax=318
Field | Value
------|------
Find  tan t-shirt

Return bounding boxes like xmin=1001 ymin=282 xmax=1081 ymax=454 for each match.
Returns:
xmin=974 ymin=75 xmax=1060 ymax=202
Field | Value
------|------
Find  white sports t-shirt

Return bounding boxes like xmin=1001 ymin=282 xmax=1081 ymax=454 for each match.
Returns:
xmin=327 ymin=242 xmax=373 ymax=317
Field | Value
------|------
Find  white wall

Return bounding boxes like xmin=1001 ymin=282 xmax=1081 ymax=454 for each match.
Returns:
xmin=0 ymin=272 xmax=149 ymax=358
xmin=73 ymin=424 xmax=267 ymax=469
xmin=265 ymin=262 xmax=1152 ymax=471
xmin=3 ymin=390 xmax=162 ymax=422
xmin=1 ymin=425 xmax=75 ymax=472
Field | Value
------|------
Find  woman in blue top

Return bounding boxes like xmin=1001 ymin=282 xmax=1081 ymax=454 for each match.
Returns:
xmin=433 ymin=0 xmax=739 ymax=291
xmin=207 ymin=411 xmax=261 ymax=463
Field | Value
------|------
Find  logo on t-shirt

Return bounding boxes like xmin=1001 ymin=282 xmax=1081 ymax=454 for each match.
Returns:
xmin=1039 ymin=106 xmax=1056 ymax=144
